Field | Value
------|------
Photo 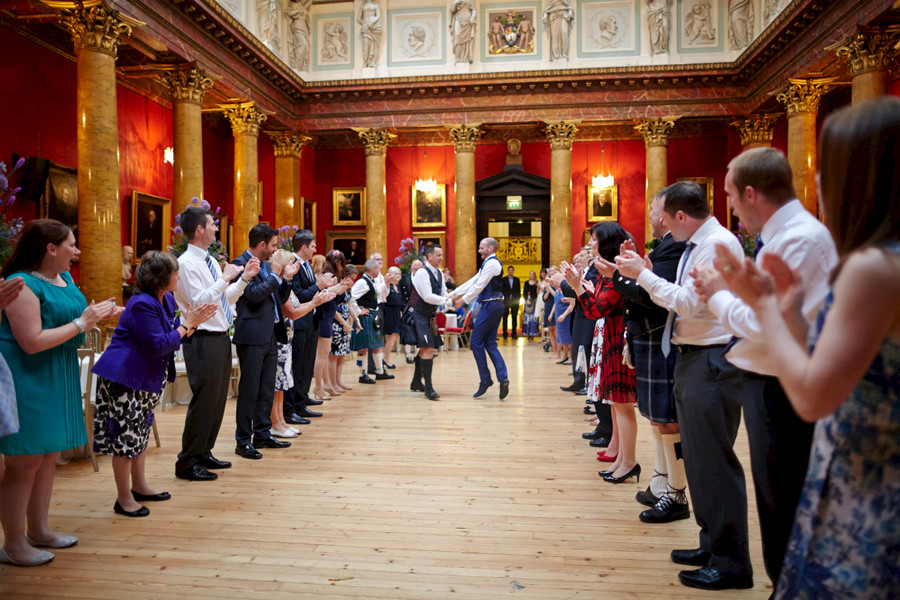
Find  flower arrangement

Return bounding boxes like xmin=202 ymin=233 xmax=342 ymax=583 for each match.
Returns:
xmin=277 ymin=225 xmax=299 ymax=251
xmin=735 ymin=222 xmax=759 ymax=258
xmin=394 ymin=236 xmax=423 ymax=273
xmin=169 ymin=197 xmax=227 ymax=262
xmin=0 ymin=158 xmax=25 ymax=269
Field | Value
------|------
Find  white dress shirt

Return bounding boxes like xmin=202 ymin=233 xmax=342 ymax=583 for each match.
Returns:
xmin=708 ymin=199 xmax=838 ymax=375
xmin=350 ymin=273 xmax=386 ymax=312
xmin=413 ymin=262 xmax=448 ymax=307
xmin=636 ymin=217 xmax=744 ymax=346
xmin=453 ymin=254 xmax=502 ymax=304
xmin=173 ymin=243 xmax=248 ymax=332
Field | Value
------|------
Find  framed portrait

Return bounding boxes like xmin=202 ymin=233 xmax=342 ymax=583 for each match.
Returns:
xmin=325 ymin=230 xmax=367 ymax=267
xmin=411 ymin=184 xmax=446 ymax=228
xmin=332 ymin=187 xmax=366 ymax=227
xmin=41 ymin=163 xmax=78 ymax=240
xmin=415 ymin=230 xmax=446 ymax=253
xmin=131 ymin=192 xmax=171 ymax=259
xmin=677 ymin=177 xmax=715 ymax=214
xmin=587 ymin=184 xmax=618 ymax=222
xmin=584 ymin=227 xmax=592 ymax=245
xmin=301 ymin=197 xmax=316 ymax=236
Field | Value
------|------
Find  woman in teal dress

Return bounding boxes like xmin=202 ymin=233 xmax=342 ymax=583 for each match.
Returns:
xmin=716 ymin=97 xmax=900 ymax=599
xmin=0 ymin=220 xmax=120 ymax=567
xmin=0 ymin=276 xmax=26 ymax=438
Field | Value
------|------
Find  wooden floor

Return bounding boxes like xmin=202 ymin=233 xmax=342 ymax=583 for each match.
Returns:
xmin=1 ymin=339 xmax=773 ymax=599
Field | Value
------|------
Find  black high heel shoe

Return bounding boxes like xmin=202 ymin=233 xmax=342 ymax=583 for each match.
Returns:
xmin=598 ymin=469 xmax=615 ymax=477
xmin=603 ymin=464 xmax=641 ymax=484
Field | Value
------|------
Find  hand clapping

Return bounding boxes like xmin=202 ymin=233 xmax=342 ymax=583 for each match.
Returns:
xmin=244 ymin=257 xmax=261 ymax=279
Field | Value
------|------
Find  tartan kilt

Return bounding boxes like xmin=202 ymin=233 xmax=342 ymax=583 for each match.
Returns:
xmin=631 ymin=323 xmax=678 ymax=423
xmin=350 ymin=314 xmax=384 ymax=350
xmin=413 ymin=311 xmax=443 ymax=349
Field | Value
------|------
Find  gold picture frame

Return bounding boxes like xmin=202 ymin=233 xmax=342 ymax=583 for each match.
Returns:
xmin=414 ymin=231 xmax=446 ymax=253
xmin=131 ymin=191 xmax=171 ymax=259
xmin=411 ymin=185 xmax=446 ymax=228
xmin=677 ymin=177 xmax=715 ymax=214
xmin=332 ymin=187 xmax=366 ymax=226
xmin=301 ymin=197 xmax=316 ymax=236
xmin=587 ymin=184 xmax=618 ymax=222
xmin=324 ymin=229 xmax=367 ymax=267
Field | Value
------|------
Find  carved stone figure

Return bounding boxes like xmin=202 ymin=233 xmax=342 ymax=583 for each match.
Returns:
xmin=322 ymin=22 xmax=349 ymax=63
xmin=359 ymin=0 xmax=383 ymax=68
xmin=286 ymin=0 xmax=311 ymax=71
xmin=543 ymin=0 xmax=575 ymax=61
xmin=449 ymin=0 xmax=477 ymax=64
xmin=517 ymin=13 xmax=534 ymax=51
xmin=685 ymin=1 xmax=716 ymax=45
xmin=728 ymin=0 xmax=754 ymax=50
xmin=257 ymin=0 xmax=278 ymax=45
xmin=764 ymin=0 xmax=781 ymax=24
xmin=489 ymin=16 xmax=504 ymax=52
xmin=647 ymin=0 xmax=672 ymax=55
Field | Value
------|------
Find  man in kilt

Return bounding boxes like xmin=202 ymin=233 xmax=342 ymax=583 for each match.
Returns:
xmin=609 ymin=191 xmax=688 ymax=522
xmin=409 ymin=244 xmax=448 ymax=400
xmin=350 ymin=259 xmax=394 ymax=383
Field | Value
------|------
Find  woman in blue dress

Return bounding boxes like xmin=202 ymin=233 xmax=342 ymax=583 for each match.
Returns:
xmin=553 ymin=284 xmax=573 ymax=364
xmin=0 ymin=220 xmax=120 ymax=567
xmin=718 ymin=97 xmax=900 ymax=599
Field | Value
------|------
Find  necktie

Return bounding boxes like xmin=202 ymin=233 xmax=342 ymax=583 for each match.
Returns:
xmin=661 ymin=242 xmax=695 ymax=357
xmin=303 ymin=260 xmax=313 ymax=282
xmin=260 ymin=262 xmax=280 ymax=323
xmin=206 ymin=254 xmax=232 ymax=325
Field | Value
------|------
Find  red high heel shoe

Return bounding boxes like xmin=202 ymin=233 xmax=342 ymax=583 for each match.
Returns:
xmin=596 ymin=452 xmax=618 ymax=462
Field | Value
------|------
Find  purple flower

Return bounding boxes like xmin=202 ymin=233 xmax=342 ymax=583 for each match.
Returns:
xmin=6 ymin=195 xmax=15 ymax=207
xmin=191 ymin=197 xmax=200 ymax=205
xmin=0 ymin=175 xmax=7 ymax=192
xmin=174 ymin=213 xmax=181 ymax=223
xmin=199 ymin=200 xmax=211 ymax=210
xmin=214 ymin=218 xmax=220 ymax=225
xmin=215 ymin=206 xmax=221 ymax=213
xmin=394 ymin=257 xmax=402 ymax=265
xmin=173 ymin=226 xmax=183 ymax=235
xmin=292 ymin=225 xmax=299 ymax=231
xmin=14 ymin=158 xmax=25 ymax=170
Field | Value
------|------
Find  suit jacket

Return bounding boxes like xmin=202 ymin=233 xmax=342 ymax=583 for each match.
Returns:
xmin=502 ymin=275 xmax=521 ymax=307
xmin=230 ymin=251 xmax=291 ymax=345
xmin=92 ymin=293 xmax=181 ymax=394
xmin=561 ymin=263 xmax=599 ymax=348
xmin=399 ymin=272 xmax=414 ymax=305
xmin=290 ymin=256 xmax=320 ymax=332
xmin=612 ymin=233 xmax=686 ymax=337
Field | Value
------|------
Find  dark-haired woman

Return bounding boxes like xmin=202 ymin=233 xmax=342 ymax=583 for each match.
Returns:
xmin=91 ymin=251 xmax=216 ymax=518
xmin=0 ymin=219 xmax=121 ymax=566
xmin=315 ymin=250 xmax=351 ymax=398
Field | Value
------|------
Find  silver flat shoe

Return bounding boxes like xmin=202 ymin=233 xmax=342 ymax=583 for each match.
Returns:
xmin=25 ymin=534 xmax=78 ymax=549
xmin=0 ymin=547 xmax=55 ymax=566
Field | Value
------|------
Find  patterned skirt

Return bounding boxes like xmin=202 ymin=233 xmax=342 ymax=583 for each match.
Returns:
xmin=588 ymin=314 xmax=636 ymax=405
xmin=93 ymin=376 xmax=161 ymax=458
xmin=275 ymin=341 xmax=293 ymax=392
xmin=350 ymin=314 xmax=384 ymax=351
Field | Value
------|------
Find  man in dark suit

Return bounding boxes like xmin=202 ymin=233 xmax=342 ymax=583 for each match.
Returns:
xmin=399 ymin=258 xmax=422 ymax=364
xmin=231 ymin=224 xmax=298 ymax=460
xmin=287 ymin=229 xmax=336 ymax=424
xmin=501 ymin=266 xmax=521 ymax=338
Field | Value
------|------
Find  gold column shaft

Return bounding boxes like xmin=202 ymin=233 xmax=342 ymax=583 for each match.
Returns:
xmin=274 ymin=155 xmax=301 ymax=229
xmin=636 ymin=118 xmax=678 ymax=244
xmin=173 ymin=99 xmax=204 ymax=210
xmin=851 ymin=70 xmax=888 ymax=103
xmin=355 ymin=129 xmax=393 ymax=263
xmin=544 ymin=121 xmax=578 ymax=267
xmin=233 ymin=131 xmax=259 ymax=257
xmin=448 ymin=124 xmax=482 ymax=281
xmin=786 ymin=113 xmax=817 ymax=215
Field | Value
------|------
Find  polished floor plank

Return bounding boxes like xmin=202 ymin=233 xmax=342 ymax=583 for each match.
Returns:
xmin=1 ymin=339 xmax=771 ymax=599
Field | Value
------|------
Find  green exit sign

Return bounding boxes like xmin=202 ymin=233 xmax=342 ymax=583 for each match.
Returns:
xmin=507 ymin=196 xmax=522 ymax=210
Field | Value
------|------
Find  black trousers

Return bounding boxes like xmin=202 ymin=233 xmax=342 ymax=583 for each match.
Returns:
xmin=742 ymin=374 xmax=814 ymax=585
xmin=287 ymin=327 xmax=317 ymax=414
xmin=673 ymin=346 xmax=755 ymax=576
xmin=502 ymin=304 xmax=518 ymax=336
xmin=177 ymin=333 xmax=232 ymax=470
xmin=235 ymin=336 xmax=277 ymax=446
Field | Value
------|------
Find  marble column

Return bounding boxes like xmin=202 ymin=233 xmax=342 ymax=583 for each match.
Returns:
xmin=776 ymin=78 xmax=834 ymax=216
xmin=162 ymin=64 xmax=214 ymax=211
xmin=447 ymin=124 xmax=482 ymax=282
xmin=731 ymin=114 xmax=779 ymax=150
xmin=635 ymin=117 xmax=678 ymax=244
xmin=224 ymin=102 xmax=268 ymax=257
xmin=354 ymin=128 xmax=394 ymax=262
xmin=267 ymin=131 xmax=311 ymax=230
xmin=544 ymin=121 xmax=578 ymax=267
xmin=59 ymin=3 xmax=142 ymax=305
xmin=829 ymin=27 xmax=900 ymax=104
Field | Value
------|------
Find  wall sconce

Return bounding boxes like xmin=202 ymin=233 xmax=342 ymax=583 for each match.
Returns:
xmin=592 ymin=142 xmax=614 ymax=188
xmin=164 ymin=147 xmax=174 ymax=165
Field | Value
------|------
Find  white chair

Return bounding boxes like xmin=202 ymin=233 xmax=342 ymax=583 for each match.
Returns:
xmin=78 ymin=349 xmax=99 ymax=472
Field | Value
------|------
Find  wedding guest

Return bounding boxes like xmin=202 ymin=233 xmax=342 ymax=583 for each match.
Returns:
xmin=313 ymin=250 xmax=352 ymax=398
xmin=382 ymin=266 xmax=404 ymax=368
xmin=329 ymin=264 xmax=359 ymax=392
xmin=92 ymin=251 xmax=217 ymax=517
xmin=522 ymin=270 xmax=540 ymax=340
xmin=541 ymin=267 xmax=560 ymax=359
xmin=0 ymin=219 xmax=121 ymax=566
xmin=0 ymin=276 xmax=25 ymax=441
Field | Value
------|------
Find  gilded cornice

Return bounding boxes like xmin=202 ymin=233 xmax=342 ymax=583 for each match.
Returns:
xmin=775 ymin=78 xmax=837 ymax=117
xmin=267 ymin=131 xmax=313 ymax=158
xmin=446 ymin=124 xmax=483 ymax=153
xmin=731 ymin=114 xmax=781 ymax=146
xmin=56 ymin=2 xmax=144 ymax=58
xmin=354 ymin=128 xmax=395 ymax=156
xmin=635 ymin=117 xmax=679 ymax=147
xmin=161 ymin=64 xmax=215 ymax=104
xmin=223 ymin=102 xmax=269 ymax=136
xmin=543 ymin=121 xmax=579 ymax=151
xmin=828 ymin=26 xmax=900 ymax=76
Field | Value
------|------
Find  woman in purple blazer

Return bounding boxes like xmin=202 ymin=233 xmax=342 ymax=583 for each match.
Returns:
xmin=92 ymin=251 xmax=215 ymax=518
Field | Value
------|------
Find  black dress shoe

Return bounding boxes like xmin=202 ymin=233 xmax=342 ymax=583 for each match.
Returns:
xmin=298 ymin=408 xmax=322 ymax=418
xmin=114 ymin=501 xmax=150 ymax=518
xmin=234 ymin=444 xmax=263 ymax=460
xmin=405 ymin=356 xmax=415 ymax=364
xmin=375 ymin=372 xmax=395 ymax=380
xmin=306 ymin=398 xmax=324 ymax=406
xmin=286 ymin=413 xmax=309 ymax=425
xmin=200 ymin=456 xmax=232 ymax=470
xmin=635 ymin=486 xmax=659 ymax=508
xmin=425 ymin=389 xmax=440 ymax=400
xmin=131 ymin=490 xmax=171 ymax=502
xmin=175 ymin=464 xmax=219 ymax=481
xmin=589 ymin=437 xmax=611 ymax=448
xmin=473 ymin=381 xmax=493 ymax=398
xmin=582 ymin=427 xmax=605 ymax=440
xmin=253 ymin=437 xmax=291 ymax=449
xmin=640 ymin=495 xmax=690 ymax=523
xmin=678 ymin=567 xmax=753 ymax=591
xmin=359 ymin=375 xmax=376 ymax=384
xmin=560 ymin=383 xmax=580 ymax=392
xmin=410 ymin=381 xmax=425 ymax=392
xmin=574 ymin=389 xmax=588 ymax=396
xmin=671 ymin=548 xmax=711 ymax=567
xmin=499 ymin=380 xmax=509 ymax=400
